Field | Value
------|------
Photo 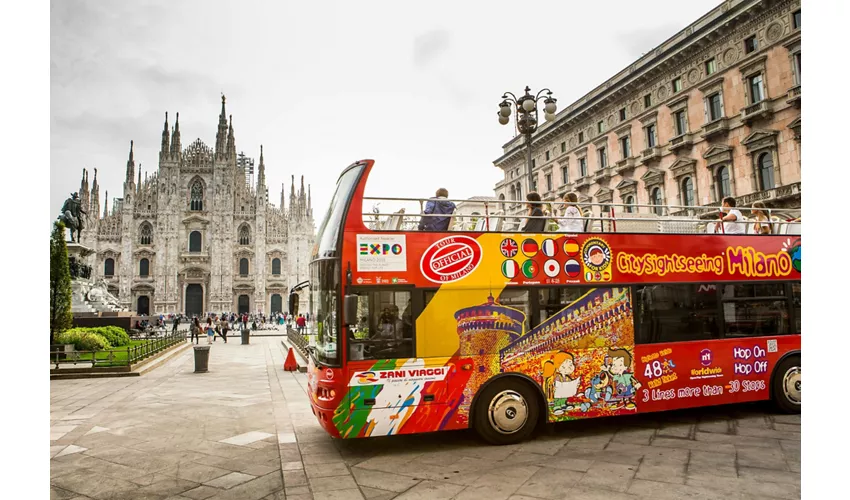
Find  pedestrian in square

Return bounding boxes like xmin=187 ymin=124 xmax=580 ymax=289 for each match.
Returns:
xmin=205 ymin=317 xmax=215 ymax=345
xmin=219 ymin=316 xmax=229 ymax=343
xmin=191 ymin=317 xmax=201 ymax=344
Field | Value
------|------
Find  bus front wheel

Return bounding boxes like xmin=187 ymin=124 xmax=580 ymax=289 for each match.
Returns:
xmin=771 ymin=355 xmax=801 ymax=414
xmin=473 ymin=378 xmax=539 ymax=445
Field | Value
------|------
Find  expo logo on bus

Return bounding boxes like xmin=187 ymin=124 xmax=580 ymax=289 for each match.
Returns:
xmin=420 ymin=235 xmax=482 ymax=283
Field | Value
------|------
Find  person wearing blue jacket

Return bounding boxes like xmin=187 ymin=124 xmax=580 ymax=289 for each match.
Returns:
xmin=418 ymin=188 xmax=456 ymax=231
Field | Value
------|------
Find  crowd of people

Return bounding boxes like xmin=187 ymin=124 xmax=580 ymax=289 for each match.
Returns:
xmin=416 ymin=187 xmax=793 ymax=235
xmin=131 ymin=311 xmax=309 ymax=344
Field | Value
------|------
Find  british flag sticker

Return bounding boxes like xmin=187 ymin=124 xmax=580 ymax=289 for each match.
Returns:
xmin=500 ymin=238 xmax=518 ymax=258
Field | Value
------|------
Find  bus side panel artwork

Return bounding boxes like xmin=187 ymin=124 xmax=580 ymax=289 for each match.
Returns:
xmin=333 ymin=357 xmax=473 ymax=438
xmin=634 ymin=335 xmax=801 ymax=412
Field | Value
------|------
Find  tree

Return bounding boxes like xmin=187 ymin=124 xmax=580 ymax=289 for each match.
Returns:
xmin=50 ymin=221 xmax=73 ymax=343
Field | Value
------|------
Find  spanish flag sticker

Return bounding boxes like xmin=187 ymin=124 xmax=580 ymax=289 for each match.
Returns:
xmin=563 ymin=238 xmax=580 ymax=256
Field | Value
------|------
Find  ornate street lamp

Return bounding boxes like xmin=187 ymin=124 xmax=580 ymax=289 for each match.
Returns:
xmin=498 ymin=86 xmax=557 ymax=194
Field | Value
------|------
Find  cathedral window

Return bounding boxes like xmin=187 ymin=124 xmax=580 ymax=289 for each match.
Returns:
xmin=239 ymin=258 xmax=249 ymax=276
xmin=272 ymin=258 xmax=281 ymax=276
xmin=190 ymin=181 xmax=203 ymax=211
xmin=139 ymin=223 xmax=153 ymax=245
xmin=239 ymin=225 xmax=250 ymax=245
xmin=189 ymin=231 xmax=202 ymax=252
xmin=104 ymin=258 xmax=115 ymax=277
xmin=139 ymin=258 xmax=150 ymax=277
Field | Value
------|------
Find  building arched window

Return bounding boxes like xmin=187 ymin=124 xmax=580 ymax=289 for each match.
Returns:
xmin=717 ymin=166 xmax=731 ymax=199
xmin=104 ymin=258 xmax=115 ymax=277
xmin=139 ymin=258 xmax=149 ymax=277
xmin=624 ymin=195 xmax=635 ymax=213
xmin=271 ymin=258 xmax=281 ymax=275
xmin=681 ymin=177 xmax=695 ymax=207
xmin=190 ymin=180 xmax=203 ymax=211
xmin=189 ymin=231 xmax=202 ymax=252
xmin=139 ymin=222 xmax=152 ymax=245
xmin=239 ymin=258 xmax=249 ymax=276
xmin=758 ymin=152 xmax=775 ymax=191
xmin=650 ymin=187 xmax=664 ymax=216
xmin=238 ymin=225 xmax=250 ymax=245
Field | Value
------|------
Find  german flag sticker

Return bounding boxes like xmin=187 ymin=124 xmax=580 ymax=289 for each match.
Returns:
xmin=521 ymin=239 xmax=539 ymax=257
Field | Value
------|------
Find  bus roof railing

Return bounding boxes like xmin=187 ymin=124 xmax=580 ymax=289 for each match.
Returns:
xmin=360 ymin=197 xmax=800 ymax=235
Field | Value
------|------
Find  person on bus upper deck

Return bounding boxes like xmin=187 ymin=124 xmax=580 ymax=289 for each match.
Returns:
xmin=522 ymin=192 xmax=547 ymax=232
xmin=557 ymin=193 xmax=584 ymax=233
xmin=715 ymin=196 xmax=745 ymax=234
xmin=750 ymin=201 xmax=772 ymax=235
xmin=418 ymin=188 xmax=456 ymax=231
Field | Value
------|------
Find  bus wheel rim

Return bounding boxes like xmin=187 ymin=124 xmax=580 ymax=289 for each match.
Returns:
xmin=488 ymin=390 xmax=528 ymax=435
xmin=782 ymin=366 xmax=801 ymax=405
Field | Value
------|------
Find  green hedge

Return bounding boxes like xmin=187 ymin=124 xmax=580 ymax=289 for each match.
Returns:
xmin=88 ymin=326 xmax=130 ymax=347
xmin=55 ymin=329 xmax=110 ymax=351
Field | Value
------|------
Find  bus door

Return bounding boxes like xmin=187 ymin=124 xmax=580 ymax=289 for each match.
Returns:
xmin=345 ymin=288 xmax=429 ymax=411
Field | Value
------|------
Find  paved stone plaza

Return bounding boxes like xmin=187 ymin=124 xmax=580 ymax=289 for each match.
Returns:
xmin=50 ymin=337 xmax=801 ymax=500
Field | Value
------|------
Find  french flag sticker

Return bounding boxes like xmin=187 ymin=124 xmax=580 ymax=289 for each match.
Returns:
xmin=541 ymin=239 xmax=557 ymax=257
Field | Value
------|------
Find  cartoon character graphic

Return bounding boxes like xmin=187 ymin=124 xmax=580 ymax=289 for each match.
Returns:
xmin=661 ymin=359 xmax=676 ymax=374
xmin=581 ymin=347 xmax=641 ymax=411
xmin=543 ymin=352 xmax=581 ymax=415
xmin=588 ymin=247 xmax=606 ymax=267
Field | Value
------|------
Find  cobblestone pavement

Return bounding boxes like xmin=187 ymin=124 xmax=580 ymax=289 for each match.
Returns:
xmin=51 ymin=337 xmax=801 ymax=500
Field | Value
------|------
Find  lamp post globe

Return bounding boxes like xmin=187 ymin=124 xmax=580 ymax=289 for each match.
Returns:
xmin=522 ymin=99 xmax=535 ymax=112
xmin=499 ymin=102 xmax=512 ymax=117
xmin=544 ymin=97 xmax=557 ymax=114
xmin=498 ymin=114 xmax=510 ymax=125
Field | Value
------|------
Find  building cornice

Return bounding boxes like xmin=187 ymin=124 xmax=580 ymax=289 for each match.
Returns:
xmin=494 ymin=0 xmax=799 ymax=167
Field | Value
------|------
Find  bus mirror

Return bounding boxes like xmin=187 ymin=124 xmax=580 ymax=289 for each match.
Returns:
xmin=288 ymin=293 xmax=298 ymax=316
xmin=344 ymin=295 xmax=358 ymax=326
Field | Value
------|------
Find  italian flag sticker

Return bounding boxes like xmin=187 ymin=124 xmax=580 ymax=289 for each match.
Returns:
xmin=502 ymin=260 xmax=519 ymax=279
xmin=521 ymin=260 xmax=539 ymax=279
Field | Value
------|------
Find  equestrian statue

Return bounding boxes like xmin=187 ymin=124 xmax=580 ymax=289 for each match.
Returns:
xmin=58 ymin=192 xmax=87 ymax=243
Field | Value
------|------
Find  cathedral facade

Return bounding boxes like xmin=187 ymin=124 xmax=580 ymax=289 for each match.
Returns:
xmin=75 ymin=96 xmax=315 ymax=317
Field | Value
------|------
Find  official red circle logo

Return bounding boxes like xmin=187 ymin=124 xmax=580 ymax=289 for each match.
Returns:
xmin=325 ymin=368 xmax=334 ymax=380
xmin=420 ymin=235 xmax=483 ymax=283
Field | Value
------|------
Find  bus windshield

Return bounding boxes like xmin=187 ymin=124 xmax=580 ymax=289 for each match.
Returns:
xmin=309 ymin=163 xmax=364 ymax=365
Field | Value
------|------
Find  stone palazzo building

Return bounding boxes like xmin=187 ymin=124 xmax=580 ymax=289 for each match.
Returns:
xmin=494 ymin=0 xmax=801 ymax=216
xmin=74 ymin=96 xmax=315 ymax=316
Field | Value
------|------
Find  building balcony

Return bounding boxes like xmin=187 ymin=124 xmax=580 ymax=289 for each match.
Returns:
xmin=234 ymin=273 xmax=254 ymax=282
xmin=134 ymin=275 xmax=154 ymax=282
xmin=179 ymin=252 xmax=211 ymax=264
xmin=786 ymin=85 xmax=801 ymax=108
xmin=668 ymin=132 xmax=694 ymax=153
xmin=641 ymin=146 xmax=662 ymax=164
xmin=614 ymin=157 xmax=637 ymax=175
xmin=736 ymin=182 xmax=802 ymax=206
xmin=556 ymin=183 xmax=573 ymax=196
xmin=741 ymin=100 xmax=773 ymax=124
xmin=574 ymin=176 xmax=592 ymax=189
xmin=701 ymin=118 xmax=729 ymax=140
xmin=593 ymin=167 xmax=614 ymax=183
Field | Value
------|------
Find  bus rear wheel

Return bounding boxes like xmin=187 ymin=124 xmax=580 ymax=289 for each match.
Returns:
xmin=473 ymin=378 xmax=539 ymax=445
xmin=771 ymin=355 xmax=801 ymax=414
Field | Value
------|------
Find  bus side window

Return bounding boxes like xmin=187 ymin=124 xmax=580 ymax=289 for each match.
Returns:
xmin=722 ymin=283 xmax=790 ymax=338
xmin=537 ymin=287 xmax=594 ymax=325
xmin=634 ymin=284 xmax=720 ymax=344
xmin=791 ymin=282 xmax=800 ymax=333
xmin=348 ymin=290 xmax=414 ymax=361
xmin=497 ymin=288 xmax=531 ymax=334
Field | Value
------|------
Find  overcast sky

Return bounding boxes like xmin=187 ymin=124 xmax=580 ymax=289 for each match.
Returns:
xmin=51 ymin=0 xmax=720 ymax=226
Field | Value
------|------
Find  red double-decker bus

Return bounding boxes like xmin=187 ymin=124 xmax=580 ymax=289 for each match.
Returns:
xmin=303 ymin=160 xmax=801 ymax=444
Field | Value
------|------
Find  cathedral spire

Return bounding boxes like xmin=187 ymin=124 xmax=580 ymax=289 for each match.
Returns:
xmin=125 ymin=140 xmax=135 ymax=185
xmin=161 ymin=112 xmax=170 ymax=157
xmin=103 ymin=190 xmax=108 ymax=218
xmin=226 ymin=115 xmax=235 ymax=159
xmin=91 ymin=168 xmax=100 ymax=220
xmin=308 ymin=184 xmax=311 ymax=212
xmin=215 ymin=94 xmax=228 ymax=157
xmin=257 ymin=145 xmax=266 ymax=190
xmin=137 ymin=164 xmax=142 ymax=193
xmin=170 ymin=113 xmax=181 ymax=157
xmin=280 ymin=182 xmax=285 ymax=210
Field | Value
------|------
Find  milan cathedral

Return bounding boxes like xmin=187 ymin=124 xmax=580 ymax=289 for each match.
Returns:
xmin=75 ymin=96 xmax=315 ymax=316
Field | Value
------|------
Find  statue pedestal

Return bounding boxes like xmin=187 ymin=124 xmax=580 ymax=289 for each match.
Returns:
xmin=66 ymin=242 xmax=95 ymax=266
